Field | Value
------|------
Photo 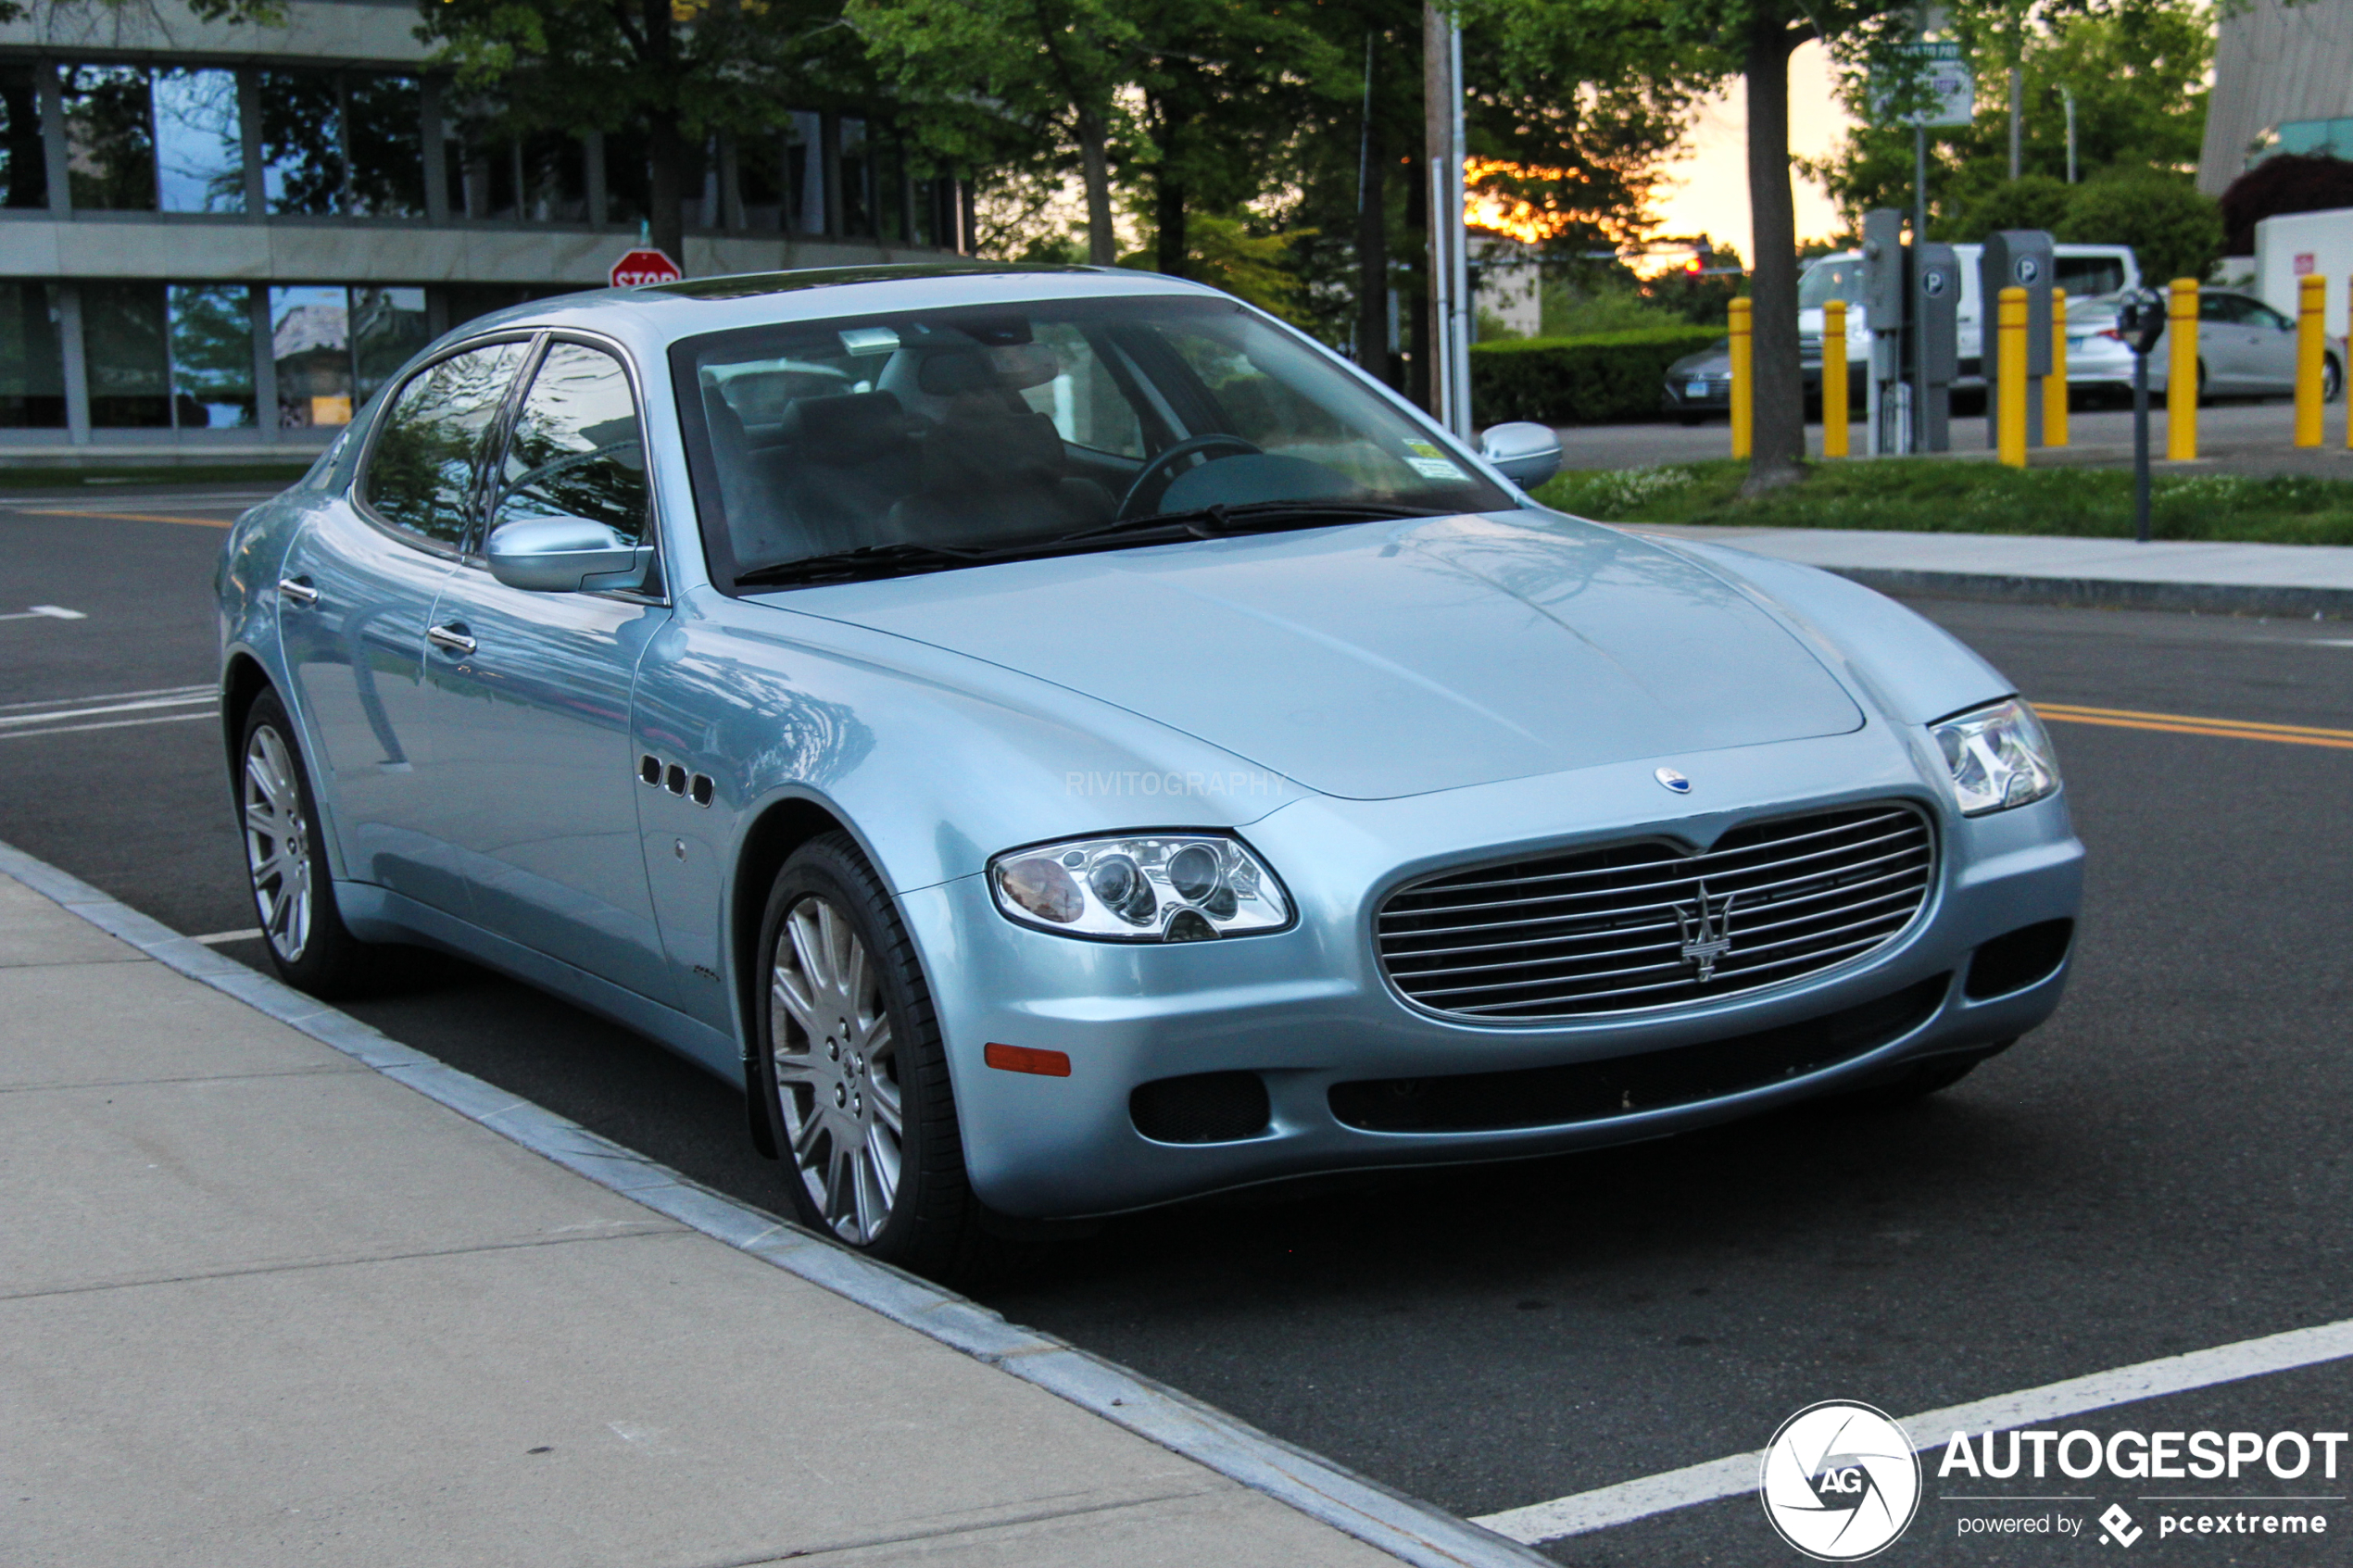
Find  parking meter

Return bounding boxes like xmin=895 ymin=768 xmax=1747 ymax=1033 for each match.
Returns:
xmin=1908 ymin=241 xmax=1961 ymax=452
xmin=2115 ymin=287 xmax=2162 ymax=543
xmin=1981 ymin=231 xmax=2055 ymax=446
xmin=2115 ymin=289 xmax=2166 ymax=355
xmin=1862 ymin=208 xmax=1906 ymax=452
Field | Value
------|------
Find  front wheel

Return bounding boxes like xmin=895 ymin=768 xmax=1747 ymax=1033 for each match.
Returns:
xmin=239 ymin=690 xmax=373 ymax=997
xmin=2325 ymin=355 xmax=2344 ymax=404
xmin=756 ymin=833 xmax=987 ymax=1277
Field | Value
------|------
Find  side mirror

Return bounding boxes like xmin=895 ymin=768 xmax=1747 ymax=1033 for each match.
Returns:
xmin=1478 ymin=420 xmax=1562 ymax=490
xmin=484 ymin=515 xmax=652 ymax=593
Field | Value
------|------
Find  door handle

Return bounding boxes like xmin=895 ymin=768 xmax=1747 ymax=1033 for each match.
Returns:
xmin=426 ymin=621 xmax=477 ymax=656
xmin=277 ymin=576 xmax=319 ymax=607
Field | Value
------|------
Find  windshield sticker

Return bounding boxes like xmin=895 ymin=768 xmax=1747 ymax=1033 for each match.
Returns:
xmin=1402 ymin=440 xmax=1466 ymax=480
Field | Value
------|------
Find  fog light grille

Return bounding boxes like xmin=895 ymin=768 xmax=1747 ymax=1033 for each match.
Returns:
xmin=1131 ymin=1072 xmax=1269 ymax=1145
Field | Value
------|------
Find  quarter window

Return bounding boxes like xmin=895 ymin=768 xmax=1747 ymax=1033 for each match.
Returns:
xmin=492 ymin=342 xmax=648 ymax=545
xmin=360 ymin=341 xmax=531 ymax=547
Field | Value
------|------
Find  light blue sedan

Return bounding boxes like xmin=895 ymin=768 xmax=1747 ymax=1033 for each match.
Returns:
xmin=217 ymin=264 xmax=2082 ymax=1274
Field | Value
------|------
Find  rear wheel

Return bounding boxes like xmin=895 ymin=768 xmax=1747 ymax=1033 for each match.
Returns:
xmin=2325 ymin=354 xmax=2344 ymax=404
xmin=755 ymin=833 xmax=988 ymax=1278
xmin=239 ymin=690 xmax=373 ymax=997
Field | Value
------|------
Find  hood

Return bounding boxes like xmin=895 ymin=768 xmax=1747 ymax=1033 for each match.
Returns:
xmin=763 ymin=512 xmax=1865 ymax=800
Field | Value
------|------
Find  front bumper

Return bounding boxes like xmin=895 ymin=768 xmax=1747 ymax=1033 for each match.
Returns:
xmin=905 ymin=724 xmax=2082 ymax=1218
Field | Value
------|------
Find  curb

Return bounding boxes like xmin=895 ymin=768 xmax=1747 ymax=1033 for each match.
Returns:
xmin=0 ymin=838 xmax=1554 ymax=1568
xmin=1823 ymin=566 xmax=2353 ymax=621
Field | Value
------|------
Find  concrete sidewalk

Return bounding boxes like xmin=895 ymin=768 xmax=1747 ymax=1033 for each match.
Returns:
xmin=1627 ymin=524 xmax=2353 ymax=620
xmin=0 ymin=861 xmax=1514 ymax=1568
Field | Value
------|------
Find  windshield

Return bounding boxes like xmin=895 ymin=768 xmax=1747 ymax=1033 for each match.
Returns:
xmin=674 ymin=294 xmax=1508 ymax=585
xmin=1798 ymin=259 xmax=1866 ymax=309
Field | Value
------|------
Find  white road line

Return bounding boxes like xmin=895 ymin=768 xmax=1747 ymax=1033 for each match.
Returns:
xmin=0 ymin=605 xmax=85 ymax=621
xmin=0 ymin=684 xmax=212 ymax=713
xmin=0 ymin=711 xmax=217 ymax=742
xmin=1474 ymin=1316 xmax=2353 ymax=1545
xmin=192 ymin=928 xmax=262 ymax=945
xmin=0 ymin=693 xmax=216 ymax=729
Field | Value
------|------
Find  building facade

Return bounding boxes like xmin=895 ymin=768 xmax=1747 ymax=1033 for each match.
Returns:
xmin=0 ymin=0 xmax=968 ymax=459
xmin=2201 ymin=0 xmax=2353 ymax=195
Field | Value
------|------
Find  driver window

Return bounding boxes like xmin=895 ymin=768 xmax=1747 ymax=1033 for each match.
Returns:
xmin=1017 ymin=324 xmax=1144 ymax=458
xmin=360 ymin=341 xmax=532 ymax=547
xmin=492 ymin=342 xmax=649 ymax=545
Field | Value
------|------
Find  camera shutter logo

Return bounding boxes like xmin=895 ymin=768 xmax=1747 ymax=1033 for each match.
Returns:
xmin=1758 ymin=1401 xmax=1921 ymax=1561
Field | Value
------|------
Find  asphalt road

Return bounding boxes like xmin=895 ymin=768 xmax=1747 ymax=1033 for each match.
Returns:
xmin=4 ymin=483 xmax=2350 ymax=1566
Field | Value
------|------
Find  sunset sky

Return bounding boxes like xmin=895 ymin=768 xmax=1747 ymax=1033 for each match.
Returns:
xmin=1649 ymin=41 xmax=1861 ymax=260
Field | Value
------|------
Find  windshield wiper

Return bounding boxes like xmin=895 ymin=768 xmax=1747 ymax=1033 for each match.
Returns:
xmin=1052 ymin=498 xmax=1441 ymax=548
xmin=734 ymin=541 xmax=1004 ymax=588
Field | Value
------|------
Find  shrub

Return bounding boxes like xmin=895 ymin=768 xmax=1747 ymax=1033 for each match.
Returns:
xmin=2219 ymin=153 xmax=2353 ymax=256
xmin=1471 ymin=325 xmax=1724 ymax=425
xmin=2058 ymin=173 xmax=2224 ymax=285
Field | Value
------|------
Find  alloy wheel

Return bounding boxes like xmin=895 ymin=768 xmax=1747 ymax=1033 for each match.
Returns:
xmin=242 ymin=724 xmax=313 ymax=963
xmin=769 ymin=895 xmax=904 ymax=1244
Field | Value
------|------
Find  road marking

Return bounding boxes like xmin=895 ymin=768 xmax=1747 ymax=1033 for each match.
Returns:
xmin=0 ymin=605 xmax=86 ymax=621
xmin=14 ymin=508 xmax=233 ymax=529
xmin=192 ymin=928 xmax=262 ymax=945
xmin=0 ymin=692 xmax=215 ymax=729
xmin=1473 ymin=1316 xmax=2353 ymax=1544
xmin=0 ymin=683 xmax=212 ymax=713
xmin=0 ymin=711 xmax=216 ymax=741
xmin=2037 ymin=702 xmax=2353 ymax=750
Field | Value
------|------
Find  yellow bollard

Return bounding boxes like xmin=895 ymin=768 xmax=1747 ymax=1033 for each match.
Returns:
xmin=1821 ymin=299 xmax=1848 ymax=458
xmin=2167 ymin=277 xmax=2199 ymax=461
xmin=1996 ymin=286 xmax=2029 ymax=468
xmin=2044 ymin=289 xmax=2069 ymax=447
xmin=2296 ymin=273 xmax=2326 ymax=448
xmin=1729 ymin=297 xmax=1753 ymax=460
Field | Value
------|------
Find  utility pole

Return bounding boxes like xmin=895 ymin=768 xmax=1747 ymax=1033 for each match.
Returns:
xmin=1423 ymin=3 xmax=1452 ymax=425
xmin=2007 ymin=64 xmax=2022 ymax=180
xmin=2064 ymin=89 xmax=2077 ymax=183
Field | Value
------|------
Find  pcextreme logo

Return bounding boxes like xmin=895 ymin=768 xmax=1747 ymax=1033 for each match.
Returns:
xmin=1759 ymin=1401 xmax=1923 ymax=1561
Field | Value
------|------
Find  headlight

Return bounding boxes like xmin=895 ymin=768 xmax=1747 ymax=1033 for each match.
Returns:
xmin=988 ymin=834 xmax=1291 ymax=941
xmin=1931 ymin=697 xmax=2060 ymax=815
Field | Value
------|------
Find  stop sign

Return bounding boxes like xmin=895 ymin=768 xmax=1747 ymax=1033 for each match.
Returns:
xmin=610 ymin=247 xmax=683 ymax=287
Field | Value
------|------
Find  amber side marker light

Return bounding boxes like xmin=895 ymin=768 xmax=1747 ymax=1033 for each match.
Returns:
xmin=984 ymin=1043 xmax=1072 ymax=1077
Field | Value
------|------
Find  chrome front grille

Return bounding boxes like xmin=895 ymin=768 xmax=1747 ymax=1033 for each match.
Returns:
xmin=1376 ymin=803 xmax=1936 ymax=1021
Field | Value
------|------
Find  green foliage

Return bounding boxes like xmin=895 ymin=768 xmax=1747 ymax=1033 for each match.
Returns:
xmin=1538 ymin=279 xmax=1683 ymax=336
xmin=1948 ymin=172 xmax=2073 ymax=241
xmin=1122 ymin=212 xmax=1318 ymax=324
xmin=1470 ymin=325 xmax=1723 ymax=425
xmin=1531 ymin=458 xmax=2353 ymax=546
xmin=2058 ymin=171 xmax=2223 ymax=283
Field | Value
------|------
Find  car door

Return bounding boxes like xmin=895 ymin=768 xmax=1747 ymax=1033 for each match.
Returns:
xmin=277 ymin=337 xmax=534 ymax=911
xmin=2239 ymin=297 xmax=2300 ymax=391
xmin=418 ymin=335 xmax=676 ymax=1003
xmin=2197 ymin=294 xmax=2260 ymax=392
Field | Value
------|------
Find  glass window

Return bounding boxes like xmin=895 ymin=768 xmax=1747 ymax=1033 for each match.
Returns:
xmin=738 ymin=132 xmax=782 ymax=232
xmin=61 ymin=64 xmax=157 ymax=211
xmin=169 ymin=283 xmax=256 ymax=428
xmin=522 ymin=132 xmax=586 ymax=222
xmin=271 ymin=285 xmax=351 ymax=427
xmin=2053 ymin=255 xmax=2126 ymax=300
xmin=346 ymin=74 xmax=423 ymax=217
xmin=153 ymin=69 xmax=244 ymax=213
xmin=259 ymin=69 xmax=344 ymax=215
xmin=2246 ymin=299 xmax=2292 ymax=332
xmin=82 ymin=282 xmax=171 ymax=428
xmin=838 ymin=115 xmax=872 ymax=237
xmin=360 ymin=340 xmax=532 ymax=546
xmin=351 ymin=286 xmax=431 ymax=404
xmin=1798 ymin=259 xmax=1865 ymax=309
xmin=0 ymin=283 xmax=67 ymax=427
xmin=786 ymin=112 xmax=821 ymax=234
xmin=1 ymin=63 xmax=49 ymax=209
xmin=494 ymin=342 xmax=648 ymax=545
xmin=602 ymin=126 xmax=648 ymax=229
xmin=1020 ymin=322 xmax=1142 ymax=457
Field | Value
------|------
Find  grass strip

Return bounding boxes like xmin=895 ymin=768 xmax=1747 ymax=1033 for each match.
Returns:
xmin=1530 ymin=459 xmax=2353 ymax=546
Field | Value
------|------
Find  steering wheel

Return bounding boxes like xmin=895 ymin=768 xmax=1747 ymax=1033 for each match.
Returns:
xmin=1116 ymin=433 xmax=1264 ymax=520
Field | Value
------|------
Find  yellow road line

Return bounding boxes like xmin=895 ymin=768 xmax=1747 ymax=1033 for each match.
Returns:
xmin=2038 ymin=702 xmax=2353 ymax=750
xmin=13 ymin=508 xmax=233 ymax=529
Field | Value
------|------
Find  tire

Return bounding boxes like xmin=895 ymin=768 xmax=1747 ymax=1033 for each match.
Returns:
xmin=237 ymin=690 xmax=374 ymax=997
xmin=2196 ymin=360 xmax=2208 ymax=405
xmin=2326 ymin=355 xmax=2344 ymax=405
xmin=753 ymin=832 xmax=988 ymax=1279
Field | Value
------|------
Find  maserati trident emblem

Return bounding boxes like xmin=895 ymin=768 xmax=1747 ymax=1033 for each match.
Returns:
xmin=1675 ymin=881 xmax=1736 ymax=981
xmin=1655 ymin=766 xmax=1692 ymax=794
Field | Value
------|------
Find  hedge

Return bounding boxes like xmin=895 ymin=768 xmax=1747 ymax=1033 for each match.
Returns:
xmin=1470 ymin=326 xmax=1724 ymax=426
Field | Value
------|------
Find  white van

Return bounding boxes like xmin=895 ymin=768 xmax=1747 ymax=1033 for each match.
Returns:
xmin=1800 ymin=245 xmax=2141 ymax=390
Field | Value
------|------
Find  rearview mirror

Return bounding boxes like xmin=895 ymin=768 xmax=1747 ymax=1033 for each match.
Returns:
xmin=1478 ymin=420 xmax=1562 ymax=490
xmin=485 ymin=516 xmax=653 ymax=593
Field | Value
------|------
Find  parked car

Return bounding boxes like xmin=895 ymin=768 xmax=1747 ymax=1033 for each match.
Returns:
xmin=2066 ymin=288 xmax=2345 ymax=402
xmin=219 ymin=265 xmax=2082 ymax=1274
xmin=1660 ymin=337 xmax=1851 ymax=423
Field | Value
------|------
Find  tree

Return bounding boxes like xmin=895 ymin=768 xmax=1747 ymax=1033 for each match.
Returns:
xmin=2059 ymin=169 xmax=2221 ymax=282
xmin=851 ymin=0 xmax=1138 ymax=264
xmin=422 ymin=0 xmax=857 ymax=265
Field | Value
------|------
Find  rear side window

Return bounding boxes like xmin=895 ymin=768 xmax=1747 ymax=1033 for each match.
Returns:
xmin=491 ymin=341 xmax=648 ymax=545
xmin=359 ymin=340 xmax=531 ymax=546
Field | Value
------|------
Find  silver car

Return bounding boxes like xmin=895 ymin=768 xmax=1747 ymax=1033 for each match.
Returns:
xmin=217 ymin=265 xmax=2082 ymax=1274
xmin=2068 ymin=287 xmax=2346 ymax=401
